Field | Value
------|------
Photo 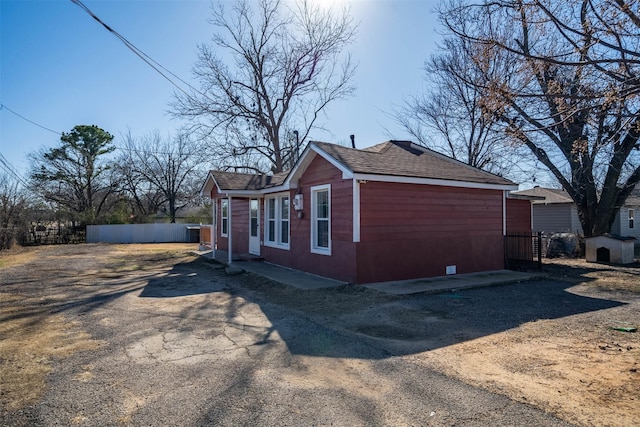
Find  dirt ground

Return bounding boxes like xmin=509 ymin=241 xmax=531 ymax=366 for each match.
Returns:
xmin=416 ymin=259 xmax=640 ymax=427
xmin=1 ymin=244 xmax=639 ymax=426
xmin=242 ymin=257 xmax=640 ymax=426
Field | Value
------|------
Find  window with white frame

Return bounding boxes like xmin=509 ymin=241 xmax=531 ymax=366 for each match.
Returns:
xmin=280 ymin=196 xmax=289 ymax=244
xmin=264 ymin=193 xmax=290 ymax=249
xmin=311 ymin=184 xmax=331 ymax=255
xmin=221 ymin=199 xmax=229 ymax=236
xmin=629 ymin=209 xmax=635 ymax=229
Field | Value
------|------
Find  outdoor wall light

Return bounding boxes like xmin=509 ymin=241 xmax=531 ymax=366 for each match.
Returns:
xmin=293 ymin=193 xmax=304 ymax=219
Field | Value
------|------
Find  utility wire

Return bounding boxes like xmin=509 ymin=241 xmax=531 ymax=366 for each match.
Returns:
xmin=70 ymin=0 xmax=201 ymax=100
xmin=1 ymin=103 xmax=197 ymax=157
xmin=0 ymin=104 xmax=62 ymax=135
xmin=0 ymin=152 xmax=31 ymax=189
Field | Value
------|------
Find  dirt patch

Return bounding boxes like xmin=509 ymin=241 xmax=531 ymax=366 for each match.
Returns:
xmin=412 ymin=259 xmax=640 ymax=427
xmin=417 ymin=318 xmax=639 ymax=426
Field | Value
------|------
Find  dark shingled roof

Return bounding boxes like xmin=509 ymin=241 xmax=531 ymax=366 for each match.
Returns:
xmin=212 ymin=170 xmax=288 ymax=191
xmin=628 ymin=187 xmax=640 ymax=205
xmin=312 ymin=140 xmax=515 ymax=186
xmin=209 ymin=140 xmax=516 ymax=191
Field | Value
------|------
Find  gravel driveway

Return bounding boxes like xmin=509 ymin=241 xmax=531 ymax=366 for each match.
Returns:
xmin=0 ymin=244 xmax=587 ymax=426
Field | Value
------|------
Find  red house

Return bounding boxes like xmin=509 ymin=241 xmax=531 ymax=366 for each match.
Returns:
xmin=201 ymin=140 xmax=531 ymax=284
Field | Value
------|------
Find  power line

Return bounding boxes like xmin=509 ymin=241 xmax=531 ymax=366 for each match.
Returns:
xmin=70 ymin=0 xmax=200 ymax=100
xmin=0 ymin=152 xmax=31 ymax=189
xmin=0 ymin=104 xmax=62 ymax=136
xmin=0 ymin=102 xmax=197 ymax=157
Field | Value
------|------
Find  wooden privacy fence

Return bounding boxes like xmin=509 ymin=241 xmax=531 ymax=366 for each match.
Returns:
xmin=505 ymin=232 xmax=543 ymax=270
xmin=86 ymin=224 xmax=203 ymax=244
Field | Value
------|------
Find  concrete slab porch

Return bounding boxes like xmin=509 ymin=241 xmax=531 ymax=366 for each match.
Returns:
xmin=362 ymin=270 xmax=545 ymax=295
xmin=193 ymin=249 xmax=544 ymax=295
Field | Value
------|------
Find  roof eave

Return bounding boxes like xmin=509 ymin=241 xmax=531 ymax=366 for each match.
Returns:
xmin=353 ymin=173 xmax=518 ymax=191
xmin=508 ymin=193 xmax=546 ymax=201
xmin=200 ymin=171 xmax=221 ymax=198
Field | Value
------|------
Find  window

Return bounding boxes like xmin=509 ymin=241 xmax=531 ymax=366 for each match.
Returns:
xmin=221 ymin=199 xmax=229 ymax=236
xmin=264 ymin=193 xmax=290 ymax=249
xmin=267 ymin=198 xmax=276 ymax=242
xmin=311 ymin=184 xmax=331 ymax=255
xmin=281 ymin=196 xmax=289 ymax=244
xmin=629 ymin=209 xmax=635 ymax=229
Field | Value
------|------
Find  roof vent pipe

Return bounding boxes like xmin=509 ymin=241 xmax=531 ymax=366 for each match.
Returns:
xmin=350 ymin=134 xmax=355 ymax=148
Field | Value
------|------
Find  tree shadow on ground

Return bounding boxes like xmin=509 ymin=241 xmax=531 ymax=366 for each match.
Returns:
xmin=139 ymin=258 xmax=629 ymax=359
xmin=252 ymin=278 xmax=626 ymax=357
xmin=138 ymin=259 xmax=228 ymax=298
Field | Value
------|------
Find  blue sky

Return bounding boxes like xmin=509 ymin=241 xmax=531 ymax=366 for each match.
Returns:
xmin=1 ymin=0 xmax=440 ymax=174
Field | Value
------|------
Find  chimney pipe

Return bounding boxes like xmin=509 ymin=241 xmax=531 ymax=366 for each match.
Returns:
xmin=293 ymin=130 xmax=299 ymax=159
xmin=350 ymin=134 xmax=355 ymax=148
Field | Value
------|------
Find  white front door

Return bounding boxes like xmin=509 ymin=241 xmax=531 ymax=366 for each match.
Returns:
xmin=249 ymin=198 xmax=260 ymax=255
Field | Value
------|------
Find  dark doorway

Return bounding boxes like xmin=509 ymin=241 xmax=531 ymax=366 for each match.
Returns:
xmin=596 ymin=247 xmax=610 ymax=262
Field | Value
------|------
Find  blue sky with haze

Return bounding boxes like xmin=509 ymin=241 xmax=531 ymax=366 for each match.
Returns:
xmin=1 ymin=0 xmax=440 ymax=174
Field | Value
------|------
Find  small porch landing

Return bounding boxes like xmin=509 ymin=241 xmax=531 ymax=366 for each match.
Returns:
xmin=193 ymin=249 xmax=543 ymax=294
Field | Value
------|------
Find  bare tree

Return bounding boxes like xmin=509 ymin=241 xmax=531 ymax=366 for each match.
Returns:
xmin=171 ymin=0 xmax=356 ymax=173
xmin=396 ymin=35 xmax=523 ymax=176
xmin=29 ymin=125 xmax=118 ymax=225
xmin=440 ymin=0 xmax=640 ymax=237
xmin=120 ymin=132 xmax=206 ymax=223
xmin=0 ymin=171 xmax=29 ymax=250
xmin=114 ymin=153 xmax=166 ymax=223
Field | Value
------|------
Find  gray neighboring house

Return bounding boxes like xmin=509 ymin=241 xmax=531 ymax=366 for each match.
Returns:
xmin=513 ymin=186 xmax=640 ymax=240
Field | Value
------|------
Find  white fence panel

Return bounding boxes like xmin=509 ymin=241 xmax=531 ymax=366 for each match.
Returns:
xmin=86 ymin=224 xmax=199 ymax=244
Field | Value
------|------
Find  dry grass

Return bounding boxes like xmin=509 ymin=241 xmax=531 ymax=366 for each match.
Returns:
xmin=0 ymin=243 xmax=195 ymax=411
xmin=0 ymin=246 xmax=43 ymax=269
xmin=544 ymin=257 xmax=640 ymax=293
xmin=0 ymin=292 xmax=101 ymax=409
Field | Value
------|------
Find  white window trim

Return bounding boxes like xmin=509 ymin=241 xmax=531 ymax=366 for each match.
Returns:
xmin=310 ymin=184 xmax=331 ymax=256
xmin=220 ymin=198 xmax=229 ymax=237
xmin=264 ymin=192 xmax=290 ymax=250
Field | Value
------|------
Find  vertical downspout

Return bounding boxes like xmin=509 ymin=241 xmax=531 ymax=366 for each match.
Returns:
xmin=502 ymin=191 xmax=507 ymax=235
xmin=352 ymin=178 xmax=361 ymax=285
xmin=530 ymin=201 xmax=534 ymax=232
xmin=211 ymin=198 xmax=216 ymax=260
xmin=353 ymin=179 xmax=361 ymax=243
xmin=503 ymin=191 xmax=508 ymax=270
xmin=227 ymin=196 xmax=233 ymax=265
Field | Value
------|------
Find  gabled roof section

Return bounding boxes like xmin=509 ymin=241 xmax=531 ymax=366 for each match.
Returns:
xmin=627 ymin=186 xmax=640 ymax=206
xmin=202 ymin=140 xmax=519 ymax=197
xmin=311 ymin=140 xmax=515 ymax=186
xmin=213 ymin=170 xmax=288 ymax=191
xmin=200 ymin=170 xmax=288 ymax=196
xmin=512 ymin=187 xmax=574 ymax=204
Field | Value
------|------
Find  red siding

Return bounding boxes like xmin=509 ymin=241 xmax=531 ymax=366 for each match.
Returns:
xmin=215 ymin=198 xmax=250 ymax=254
xmin=506 ymin=198 xmax=532 ymax=233
xmin=208 ymin=161 xmax=520 ymax=284
xmin=262 ymin=154 xmax=357 ymax=282
xmin=356 ymin=182 xmax=505 ymax=283
xmin=209 ymin=185 xmax=251 ymax=255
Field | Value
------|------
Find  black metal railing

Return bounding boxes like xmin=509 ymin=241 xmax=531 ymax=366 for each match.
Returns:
xmin=505 ymin=232 xmax=542 ymax=270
